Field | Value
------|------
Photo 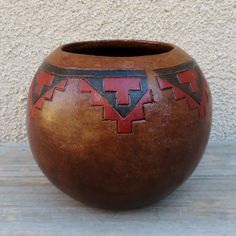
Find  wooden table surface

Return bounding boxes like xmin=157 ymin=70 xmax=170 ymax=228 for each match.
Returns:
xmin=0 ymin=142 xmax=235 ymax=236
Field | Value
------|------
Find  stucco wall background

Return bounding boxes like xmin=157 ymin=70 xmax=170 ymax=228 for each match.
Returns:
xmin=0 ymin=0 xmax=235 ymax=142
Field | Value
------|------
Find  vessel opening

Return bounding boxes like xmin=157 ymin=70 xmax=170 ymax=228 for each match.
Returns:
xmin=61 ymin=41 xmax=174 ymax=57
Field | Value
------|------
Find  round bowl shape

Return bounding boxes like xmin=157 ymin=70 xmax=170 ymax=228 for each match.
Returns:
xmin=27 ymin=40 xmax=212 ymax=209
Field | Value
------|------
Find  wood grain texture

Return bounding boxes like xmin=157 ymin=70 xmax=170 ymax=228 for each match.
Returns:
xmin=0 ymin=142 xmax=235 ymax=236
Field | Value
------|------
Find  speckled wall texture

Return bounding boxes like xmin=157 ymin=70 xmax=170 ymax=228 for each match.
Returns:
xmin=0 ymin=0 xmax=235 ymax=141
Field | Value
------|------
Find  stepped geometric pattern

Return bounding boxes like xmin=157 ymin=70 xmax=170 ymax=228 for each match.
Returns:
xmin=30 ymin=61 xmax=206 ymax=133
xmin=29 ymin=65 xmax=154 ymax=133
xmin=30 ymin=71 xmax=67 ymax=118
xmin=156 ymin=61 xmax=208 ymax=119
xmin=80 ymin=79 xmax=153 ymax=133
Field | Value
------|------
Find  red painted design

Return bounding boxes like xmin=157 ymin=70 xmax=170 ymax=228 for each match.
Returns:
xmin=104 ymin=78 xmax=140 ymax=105
xmin=80 ymin=80 xmax=153 ymax=133
xmin=178 ymin=70 xmax=198 ymax=92
xmin=158 ymin=70 xmax=208 ymax=119
xmin=30 ymin=74 xmax=67 ymax=118
xmin=34 ymin=71 xmax=54 ymax=95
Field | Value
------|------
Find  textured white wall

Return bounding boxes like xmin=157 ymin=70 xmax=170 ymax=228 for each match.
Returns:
xmin=0 ymin=0 xmax=235 ymax=142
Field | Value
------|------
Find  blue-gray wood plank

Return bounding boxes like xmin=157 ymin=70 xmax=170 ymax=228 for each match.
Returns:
xmin=0 ymin=142 xmax=235 ymax=236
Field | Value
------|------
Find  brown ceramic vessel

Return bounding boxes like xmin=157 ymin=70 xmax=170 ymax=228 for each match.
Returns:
xmin=27 ymin=40 xmax=212 ymax=209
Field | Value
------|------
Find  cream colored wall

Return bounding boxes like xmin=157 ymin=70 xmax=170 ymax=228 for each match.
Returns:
xmin=0 ymin=0 xmax=235 ymax=141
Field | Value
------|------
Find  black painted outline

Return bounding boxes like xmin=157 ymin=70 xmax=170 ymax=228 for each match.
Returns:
xmin=34 ymin=63 xmax=150 ymax=118
xmin=41 ymin=63 xmax=147 ymax=77
xmin=154 ymin=60 xmax=196 ymax=75
xmin=155 ymin=60 xmax=204 ymax=104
